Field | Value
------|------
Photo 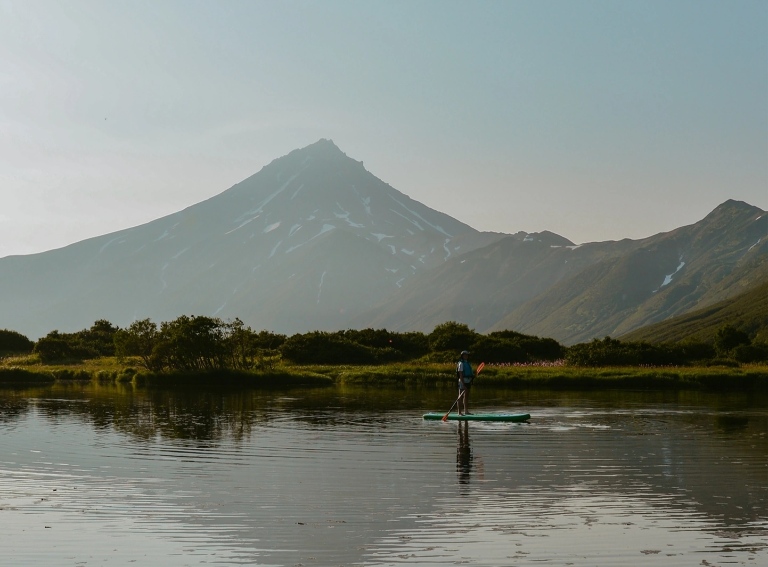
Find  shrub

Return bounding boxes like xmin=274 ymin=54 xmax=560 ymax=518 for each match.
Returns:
xmin=732 ymin=343 xmax=768 ymax=363
xmin=280 ymin=332 xmax=382 ymax=364
xmin=428 ymin=322 xmax=478 ymax=353
xmin=0 ymin=329 xmax=34 ymax=355
xmin=34 ymin=333 xmax=98 ymax=363
xmin=714 ymin=325 xmax=751 ymax=356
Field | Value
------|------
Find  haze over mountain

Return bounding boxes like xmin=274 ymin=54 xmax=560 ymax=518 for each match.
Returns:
xmin=357 ymin=200 xmax=766 ymax=344
xmin=1 ymin=141 xmax=765 ymax=344
xmin=0 ymin=140 xmax=503 ymax=339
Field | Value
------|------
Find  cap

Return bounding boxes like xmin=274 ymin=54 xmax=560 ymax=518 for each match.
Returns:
xmin=460 ymin=350 xmax=470 ymax=355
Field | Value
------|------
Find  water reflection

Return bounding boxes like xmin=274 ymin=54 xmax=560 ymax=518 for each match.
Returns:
xmin=1 ymin=384 xmax=767 ymax=566
xmin=456 ymin=422 xmax=472 ymax=485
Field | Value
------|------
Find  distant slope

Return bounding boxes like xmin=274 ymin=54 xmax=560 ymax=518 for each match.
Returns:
xmin=620 ymin=281 xmax=768 ymax=344
xmin=352 ymin=232 xmax=644 ymax=333
xmin=490 ymin=200 xmax=767 ymax=344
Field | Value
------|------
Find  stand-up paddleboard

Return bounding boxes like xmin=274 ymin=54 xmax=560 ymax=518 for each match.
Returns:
xmin=423 ymin=412 xmax=530 ymax=422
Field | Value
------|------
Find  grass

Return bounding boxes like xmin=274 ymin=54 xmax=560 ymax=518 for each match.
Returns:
xmin=2 ymin=354 xmax=767 ymax=390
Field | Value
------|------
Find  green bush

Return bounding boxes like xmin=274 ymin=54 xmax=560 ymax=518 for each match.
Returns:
xmin=714 ymin=325 xmax=751 ymax=356
xmin=732 ymin=343 xmax=768 ymax=363
xmin=0 ymin=329 xmax=34 ymax=355
xmin=428 ymin=322 xmax=478 ymax=353
xmin=34 ymin=334 xmax=98 ymax=363
xmin=280 ymin=332 xmax=383 ymax=364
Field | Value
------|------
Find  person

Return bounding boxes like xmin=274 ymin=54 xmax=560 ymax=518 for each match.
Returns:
xmin=456 ymin=350 xmax=474 ymax=415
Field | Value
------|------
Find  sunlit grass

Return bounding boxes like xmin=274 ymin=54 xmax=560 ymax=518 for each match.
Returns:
xmin=2 ymin=355 xmax=766 ymax=390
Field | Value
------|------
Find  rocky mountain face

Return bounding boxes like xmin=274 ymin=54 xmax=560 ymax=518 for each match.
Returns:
xmin=356 ymin=199 xmax=766 ymax=344
xmin=0 ymin=140 xmax=504 ymax=338
xmin=1 ymin=140 xmax=765 ymax=345
xmin=494 ymin=200 xmax=767 ymax=344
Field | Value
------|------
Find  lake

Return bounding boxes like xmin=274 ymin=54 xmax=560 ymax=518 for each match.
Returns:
xmin=1 ymin=383 xmax=766 ymax=566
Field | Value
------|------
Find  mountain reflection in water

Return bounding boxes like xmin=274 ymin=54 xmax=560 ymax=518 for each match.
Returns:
xmin=0 ymin=383 xmax=766 ymax=566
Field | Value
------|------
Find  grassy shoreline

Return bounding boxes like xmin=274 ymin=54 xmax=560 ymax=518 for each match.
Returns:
xmin=1 ymin=357 xmax=767 ymax=390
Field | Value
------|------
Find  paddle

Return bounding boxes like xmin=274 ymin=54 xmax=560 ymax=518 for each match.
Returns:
xmin=441 ymin=390 xmax=466 ymax=422
xmin=441 ymin=362 xmax=485 ymax=422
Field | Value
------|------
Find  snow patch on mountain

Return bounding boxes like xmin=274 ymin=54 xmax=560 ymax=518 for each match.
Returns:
xmin=264 ymin=222 xmax=281 ymax=233
xmin=317 ymin=270 xmax=326 ymax=304
xmin=285 ymin=224 xmax=336 ymax=254
xmin=654 ymin=256 xmax=686 ymax=292
xmin=443 ymin=239 xmax=452 ymax=260
xmin=391 ymin=208 xmax=424 ymax=231
xmin=226 ymin=216 xmax=258 ymax=235
xmin=748 ymin=238 xmax=761 ymax=252
xmin=99 ymin=236 xmax=123 ymax=254
xmin=350 ymin=185 xmax=372 ymax=215
xmin=160 ymin=262 xmax=169 ymax=290
xmin=241 ymin=166 xmax=307 ymax=218
xmin=172 ymin=248 xmax=189 ymax=260
xmin=334 ymin=203 xmax=365 ymax=228
xmin=388 ymin=195 xmax=452 ymax=237
xmin=268 ymin=241 xmax=283 ymax=258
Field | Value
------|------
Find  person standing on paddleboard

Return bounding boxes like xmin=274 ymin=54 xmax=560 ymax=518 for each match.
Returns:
xmin=456 ymin=350 xmax=474 ymax=415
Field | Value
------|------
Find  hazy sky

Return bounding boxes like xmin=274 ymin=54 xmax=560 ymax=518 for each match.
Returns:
xmin=1 ymin=0 xmax=766 ymax=257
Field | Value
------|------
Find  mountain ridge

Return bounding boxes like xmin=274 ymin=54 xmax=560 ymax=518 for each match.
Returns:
xmin=0 ymin=141 xmax=764 ymax=344
xmin=0 ymin=140 xmax=506 ymax=338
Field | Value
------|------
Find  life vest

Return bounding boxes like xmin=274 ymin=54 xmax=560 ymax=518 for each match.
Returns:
xmin=456 ymin=360 xmax=473 ymax=384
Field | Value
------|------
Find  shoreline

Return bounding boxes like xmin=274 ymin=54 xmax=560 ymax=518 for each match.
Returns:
xmin=1 ymin=361 xmax=767 ymax=391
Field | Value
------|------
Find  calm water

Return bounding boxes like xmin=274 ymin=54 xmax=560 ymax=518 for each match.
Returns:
xmin=0 ymin=383 xmax=766 ymax=566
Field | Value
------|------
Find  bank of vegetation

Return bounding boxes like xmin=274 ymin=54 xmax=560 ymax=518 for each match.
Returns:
xmin=1 ymin=316 xmax=767 ymax=390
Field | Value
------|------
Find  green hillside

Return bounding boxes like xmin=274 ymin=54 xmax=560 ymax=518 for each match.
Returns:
xmin=621 ymin=281 xmax=768 ymax=344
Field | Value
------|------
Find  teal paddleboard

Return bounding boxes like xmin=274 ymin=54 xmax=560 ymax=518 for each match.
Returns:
xmin=423 ymin=412 xmax=530 ymax=422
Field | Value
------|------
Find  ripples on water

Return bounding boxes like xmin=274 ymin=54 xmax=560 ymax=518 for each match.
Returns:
xmin=0 ymin=386 xmax=766 ymax=566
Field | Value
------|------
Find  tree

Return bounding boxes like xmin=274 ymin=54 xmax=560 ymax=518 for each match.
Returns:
xmin=428 ymin=322 xmax=478 ymax=354
xmin=159 ymin=315 xmax=228 ymax=371
xmin=714 ymin=325 xmax=750 ymax=356
xmin=114 ymin=319 xmax=159 ymax=370
xmin=81 ymin=319 xmax=119 ymax=356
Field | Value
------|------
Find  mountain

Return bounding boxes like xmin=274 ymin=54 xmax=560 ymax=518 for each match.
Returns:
xmin=354 ymin=200 xmax=767 ymax=344
xmin=619 ymin=281 xmax=768 ymax=344
xmin=1 ymin=139 xmax=765 ymax=346
xmin=0 ymin=140 xmax=504 ymax=339
xmin=350 ymin=231 xmax=644 ymax=332
xmin=492 ymin=200 xmax=766 ymax=344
